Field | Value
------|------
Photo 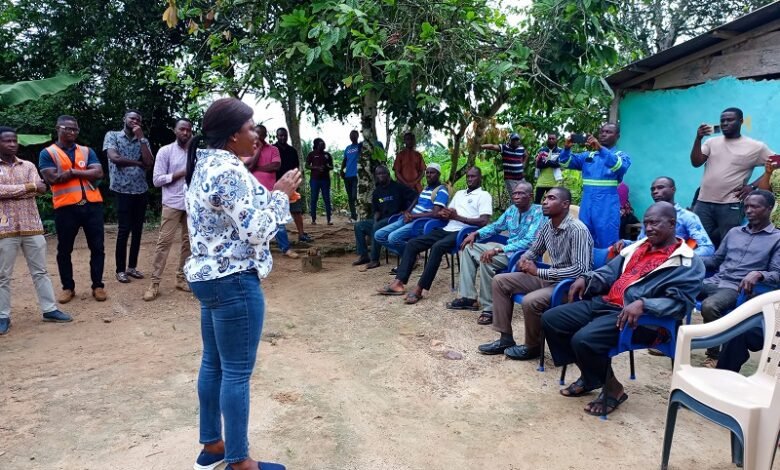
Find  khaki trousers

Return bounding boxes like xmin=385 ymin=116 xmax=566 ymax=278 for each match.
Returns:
xmin=458 ymin=242 xmax=508 ymax=312
xmin=151 ymin=206 xmax=190 ymax=283
xmin=0 ymin=235 xmax=57 ymax=318
xmin=491 ymin=272 xmax=556 ymax=348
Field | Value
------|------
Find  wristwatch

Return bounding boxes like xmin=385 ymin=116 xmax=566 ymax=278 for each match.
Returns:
xmin=139 ymin=138 xmax=150 ymax=145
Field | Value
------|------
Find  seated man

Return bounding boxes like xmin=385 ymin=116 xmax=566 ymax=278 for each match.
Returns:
xmin=699 ymin=189 xmax=780 ymax=367
xmin=478 ymin=187 xmax=593 ymax=360
xmin=374 ymin=163 xmax=449 ymax=258
xmin=613 ymin=176 xmax=714 ymax=256
xmin=542 ymin=202 xmax=704 ymax=416
xmin=718 ymin=327 xmax=763 ymax=373
xmin=447 ymin=181 xmax=545 ymax=324
xmin=353 ymin=165 xmax=416 ymax=268
xmin=378 ymin=167 xmax=492 ymax=304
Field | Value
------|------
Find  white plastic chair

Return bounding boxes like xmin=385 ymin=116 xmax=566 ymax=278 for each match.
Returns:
xmin=661 ymin=290 xmax=780 ymax=470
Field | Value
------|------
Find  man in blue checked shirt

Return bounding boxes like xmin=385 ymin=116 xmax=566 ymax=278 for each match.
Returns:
xmin=447 ymin=181 xmax=545 ymax=324
xmin=559 ymin=123 xmax=630 ymax=248
xmin=612 ymin=176 xmax=714 ymax=256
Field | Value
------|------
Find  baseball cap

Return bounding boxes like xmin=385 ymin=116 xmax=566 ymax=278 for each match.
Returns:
xmin=426 ymin=162 xmax=441 ymax=173
xmin=509 ymin=133 xmax=521 ymax=140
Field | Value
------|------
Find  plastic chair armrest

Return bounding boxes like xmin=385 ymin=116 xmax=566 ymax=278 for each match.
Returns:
xmin=550 ymin=279 xmax=574 ymax=307
xmin=423 ymin=218 xmax=447 ymax=235
xmin=388 ymin=213 xmax=402 ymax=224
xmin=484 ymin=234 xmax=508 ymax=245
xmin=455 ymin=226 xmax=479 ymax=250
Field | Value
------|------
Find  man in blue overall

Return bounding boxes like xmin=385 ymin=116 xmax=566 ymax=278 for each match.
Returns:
xmin=558 ymin=123 xmax=631 ymax=248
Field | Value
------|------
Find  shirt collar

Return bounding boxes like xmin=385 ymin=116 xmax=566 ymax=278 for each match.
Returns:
xmin=0 ymin=156 xmax=21 ymax=166
xmin=55 ymin=142 xmax=77 ymax=152
xmin=741 ymin=223 xmax=778 ymax=234
xmin=466 ymin=187 xmax=483 ymax=195
xmin=551 ymin=214 xmax=573 ymax=232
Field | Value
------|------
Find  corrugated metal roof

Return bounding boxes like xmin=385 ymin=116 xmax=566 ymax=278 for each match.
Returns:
xmin=606 ymin=1 xmax=780 ymax=88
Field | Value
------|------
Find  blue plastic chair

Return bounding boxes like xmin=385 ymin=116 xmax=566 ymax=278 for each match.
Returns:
xmin=510 ymin=247 xmax=610 ymax=376
xmin=382 ymin=213 xmax=404 ymax=264
xmin=420 ymin=220 xmax=507 ymax=291
xmin=596 ymin=283 xmax=774 ymax=421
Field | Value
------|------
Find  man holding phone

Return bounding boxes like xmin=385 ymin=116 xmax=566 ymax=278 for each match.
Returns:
xmin=558 ymin=123 xmax=631 ymax=248
xmin=690 ymin=107 xmax=774 ymax=248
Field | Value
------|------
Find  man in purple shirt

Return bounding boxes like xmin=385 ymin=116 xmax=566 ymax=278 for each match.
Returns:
xmin=143 ymin=118 xmax=193 ymax=301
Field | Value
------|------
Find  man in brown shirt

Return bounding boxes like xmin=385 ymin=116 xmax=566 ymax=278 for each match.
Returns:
xmin=393 ymin=132 xmax=426 ymax=193
xmin=0 ymin=127 xmax=71 ymax=335
xmin=690 ymin=107 xmax=774 ymax=247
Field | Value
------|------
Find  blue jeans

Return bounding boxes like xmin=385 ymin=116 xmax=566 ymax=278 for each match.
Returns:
xmin=355 ymin=217 xmax=389 ymax=262
xmin=275 ymin=225 xmax=291 ymax=253
xmin=373 ymin=218 xmax=417 ymax=255
xmin=191 ymin=270 xmax=265 ymax=464
xmin=310 ymin=178 xmax=332 ymax=222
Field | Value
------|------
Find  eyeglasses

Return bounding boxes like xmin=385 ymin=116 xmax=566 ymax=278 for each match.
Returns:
xmin=58 ymin=126 xmax=80 ymax=133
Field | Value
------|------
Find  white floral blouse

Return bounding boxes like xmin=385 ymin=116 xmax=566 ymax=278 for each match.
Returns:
xmin=184 ymin=148 xmax=291 ymax=282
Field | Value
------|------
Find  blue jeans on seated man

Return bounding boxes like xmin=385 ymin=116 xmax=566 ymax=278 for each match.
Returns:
xmin=275 ymin=225 xmax=291 ymax=253
xmin=355 ymin=217 xmax=389 ymax=262
xmin=373 ymin=218 xmax=418 ymax=256
xmin=190 ymin=269 xmax=265 ymax=464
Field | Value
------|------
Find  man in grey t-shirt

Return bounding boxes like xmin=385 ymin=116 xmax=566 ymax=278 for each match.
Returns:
xmin=103 ymin=110 xmax=154 ymax=284
xmin=690 ymin=106 xmax=773 ymax=247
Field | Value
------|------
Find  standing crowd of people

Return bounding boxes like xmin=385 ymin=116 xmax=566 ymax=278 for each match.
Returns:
xmin=1 ymin=102 xmax=778 ymax=469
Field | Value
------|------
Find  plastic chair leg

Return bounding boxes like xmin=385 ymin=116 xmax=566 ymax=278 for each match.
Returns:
xmin=731 ymin=431 xmax=744 ymax=467
xmin=629 ymin=350 xmax=636 ymax=380
xmin=538 ymin=330 xmax=546 ymax=372
xmin=660 ymin=401 xmax=680 ymax=470
xmin=559 ymin=365 xmax=567 ymax=385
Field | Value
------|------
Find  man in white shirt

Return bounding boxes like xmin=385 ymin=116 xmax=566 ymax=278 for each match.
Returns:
xmin=690 ymin=106 xmax=774 ymax=247
xmin=378 ymin=167 xmax=493 ymax=304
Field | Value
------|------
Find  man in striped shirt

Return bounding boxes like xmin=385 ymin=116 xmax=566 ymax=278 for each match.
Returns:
xmin=482 ymin=133 xmax=526 ymax=195
xmin=478 ymin=187 xmax=594 ymax=360
xmin=374 ymin=163 xmax=449 ymax=257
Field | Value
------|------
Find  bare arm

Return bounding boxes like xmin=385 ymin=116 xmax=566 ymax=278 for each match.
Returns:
xmin=107 ymin=148 xmax=144 ymax=168
xmin=481 ymin=144 xmax=501 ymax=152
xmin=139 ymin=140 xmax=154 ymax=170
xmin=71 ymin=164 xmax=104 ymax=182
xmin=690 ymin=124 xmax=710 ymax=168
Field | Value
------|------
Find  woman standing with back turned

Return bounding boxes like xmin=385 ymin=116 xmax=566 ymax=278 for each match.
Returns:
xmin=185 ymin=98 xmax=300 ymax=470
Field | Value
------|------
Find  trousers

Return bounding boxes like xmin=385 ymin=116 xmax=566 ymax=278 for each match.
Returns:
xmin=0 ymin=235 xmax=57 ymax=319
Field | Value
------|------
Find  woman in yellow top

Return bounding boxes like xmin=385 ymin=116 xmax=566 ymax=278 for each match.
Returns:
xmin=756 ymin=158 xmax=780 ymax=225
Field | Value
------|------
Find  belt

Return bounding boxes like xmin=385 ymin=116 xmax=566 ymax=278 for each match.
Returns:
xmin=75 ymin=199 xmax=87 ymax=206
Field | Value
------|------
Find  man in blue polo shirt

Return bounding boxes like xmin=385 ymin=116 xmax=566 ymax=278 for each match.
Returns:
xmin=340 ymin=130 xmax=361 ymax=223
xmin=482 ymin=133 xmax=526 ymax=195
xmin=374 ymin=162 xmax=449 ymax=258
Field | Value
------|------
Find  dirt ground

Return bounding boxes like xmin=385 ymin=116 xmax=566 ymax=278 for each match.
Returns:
xmin=0 ymin=216 xmax=774 ymax=470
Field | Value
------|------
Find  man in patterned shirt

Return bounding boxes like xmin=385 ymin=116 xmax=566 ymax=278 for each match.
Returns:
xmin=447 ymin=181 xmax=545 ymax=324
xmin=104 ymin=110 xmax=154 ymax=284
xmin=0 ymin=127 xmax=71 ymax=335
xmin=478 ymin=187 xmax=593 ymax=360
xmin=542 ymin=202 xmax=704 ymax=416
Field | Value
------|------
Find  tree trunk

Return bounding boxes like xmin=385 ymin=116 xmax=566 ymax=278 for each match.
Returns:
xmin=453 ymin=93 xmax=507 ymax=183
xmin=356 ymin=61 xmax=384 ymax=221
xmin=283 ymin=85 xmax=307 ymax=206
xmin=446 ymin=120 xmax=467 ymax=185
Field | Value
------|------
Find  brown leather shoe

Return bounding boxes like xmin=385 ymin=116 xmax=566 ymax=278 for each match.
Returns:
xmin=143 ymin=283 xmax=160 ymax=301
xmin=175 ymin=279 xmax=191 ymax=292
xmin=57 ymin=289 xmax=75 ymax=304
xmin=92 ymin=287 xmax=107 ymax=301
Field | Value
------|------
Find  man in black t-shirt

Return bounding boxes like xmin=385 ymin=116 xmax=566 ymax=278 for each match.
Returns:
xmin=353 ymin=165 xmax=416 ymax=268
xmin=275 ymin=128 xmax=312 ymax=242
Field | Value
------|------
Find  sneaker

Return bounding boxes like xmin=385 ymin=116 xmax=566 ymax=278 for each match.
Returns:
xmin=43 ymin=309 xmax=72 ymax=322
xmin=143 ymin=283 xmax=160 ymax=301
xmin=193 ymin=450 xmax=225 ymax=470
xmin=327 ymin=220 xmax=334 ymax=226
xmin=58 ymin=289 xmax=75 ymax=304
xmin=176 ymin=279 xmax=191 ymax=292
xmin=0 ymin=317 xmax=9 ymax=335
xmin=126 ymin=268 xmax=144 ymax=279
xmin=116 ymin=272 xmax=130 ymax=283
xmin=92 ymin=287 xmax=107 ymax=301
xmin=283 ymin=250 xmax=299 ymax=259
xmin=299 ymin=233 xmax=314 ymax=243
xmin=352 ymin=256 xmax=370 ymax=266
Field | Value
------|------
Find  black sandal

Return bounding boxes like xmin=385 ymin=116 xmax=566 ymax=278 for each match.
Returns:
xmin=477 ymin=312 xmax=493 ymax=325
xmin=585 ymin=391 xmax=628 ymax=416
xmin=560 ymin=377 xmax=596 ymax=397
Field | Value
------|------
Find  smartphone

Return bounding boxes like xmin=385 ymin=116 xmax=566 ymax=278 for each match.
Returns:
xmin=570 ymin=133 xmax=587 ymax=144
xmin=711 ymin=124 xmax=721 ymax=134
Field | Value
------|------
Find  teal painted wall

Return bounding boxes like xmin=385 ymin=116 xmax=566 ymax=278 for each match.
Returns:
xmin=618 ymin=76 xmax=780 ymax=216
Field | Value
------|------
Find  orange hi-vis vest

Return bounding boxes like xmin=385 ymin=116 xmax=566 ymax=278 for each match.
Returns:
xmin=45 ymin=144 xmax=103 ymax=209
